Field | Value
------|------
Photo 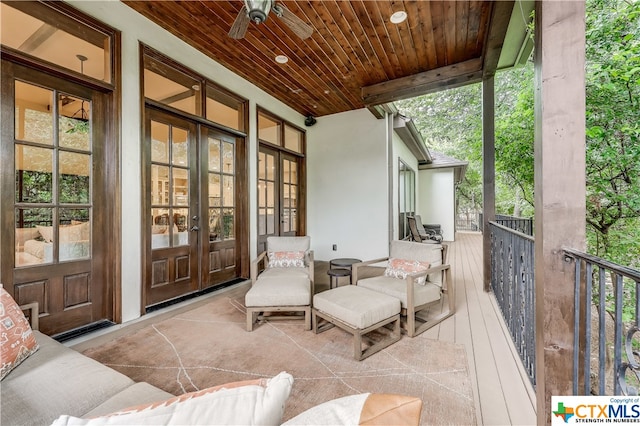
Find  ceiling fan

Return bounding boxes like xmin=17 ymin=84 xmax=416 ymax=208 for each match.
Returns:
xmin=228 ymin=0 xmax=313 ymax=40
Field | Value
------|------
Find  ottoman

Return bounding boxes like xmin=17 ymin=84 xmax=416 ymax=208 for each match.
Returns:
xmin=313 ymin=285 xmax=401 ymax=360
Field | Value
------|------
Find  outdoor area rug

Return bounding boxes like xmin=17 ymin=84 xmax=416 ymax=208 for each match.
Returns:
xmin=82 ymin=296 xmax=476 ymax=424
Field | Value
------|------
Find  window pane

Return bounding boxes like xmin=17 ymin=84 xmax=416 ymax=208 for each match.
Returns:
xmin=1 ymin=3 xmax=112 ymax=83
xmin=151 ymin=208 xmax=170 ymax=249
xmin=209 ymin=209 xmax=221 ymax=242
xmin=258 ymin=152 xmax=267 ymax=180
xmin=209 ymin=174 xmax=221 ymax=206
xmin=173 ymin=208 xmax=189 ymax=246
xmin=208 ymin=138 xmax=220 ymax=172
xmin=151 ymin=121 xmax=169 ymax=163
xmin=143 ymin=67 xmax=200 ymax=116
xmin=222 ymin=141 xmax=234 ymax=174
xmin=15 ymin=81 xmax=53 ymax=145
xmin=258 ymin=112 xmax=280 ymax=145
xmin=206 ymin=87 xmax=244 ymax=131
xmin=151 ymin=165 xmax=169 ymax=205
xmin=59 ymin=94 xmax=91 ymax=150
xmin=15 ymin=208 xmax=53 ymax=266
xmin=59 ymin=208 xmax=90 ymax=262
xmin=172 ymin=168 xmax=188 ymax=206
xmin=59 ymin=152 xmax=90 ymax=204
xmin=222 ymin=208 xmax=234 ymax=239
xmin=15 ymin=145 xmax=53 ymax=203
xmin=222 ymin=176 xmax=234 ymax=207
xmin=266 ymin=182 xmax=275 ymax=208
xmin=266 ymin=208 xmax=275 ymax=234
xmin=172 ymin=127 xmax=188 ymax=167
xmin=284 ymin=125 xmax=302 ymax=153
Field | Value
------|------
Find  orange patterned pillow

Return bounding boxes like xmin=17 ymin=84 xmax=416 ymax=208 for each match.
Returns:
xmin=268 ymin=251 xmax=305 ymax=268
xmin=0 ymin=286 xmax=39 ymax=380
xmin=384 ymin=258 xmax=430 ymax=285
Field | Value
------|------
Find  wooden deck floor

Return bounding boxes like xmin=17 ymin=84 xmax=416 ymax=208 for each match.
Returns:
xmin=438 ymin=231 xmax=537 ymax=425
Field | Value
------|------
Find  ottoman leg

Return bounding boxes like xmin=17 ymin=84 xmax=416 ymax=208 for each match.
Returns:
xmin=246 ymin=308 xmax=257 ymax=332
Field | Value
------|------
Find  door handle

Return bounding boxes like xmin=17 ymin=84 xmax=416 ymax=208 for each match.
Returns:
xmin=189 ymin=225 xmax=200 ymax=232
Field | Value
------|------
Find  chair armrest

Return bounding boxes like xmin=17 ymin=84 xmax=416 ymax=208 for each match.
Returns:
xmin=352 ymin=257 xmax=389 ymax=284
xmin=250 ymin=251 xmax=268 ymax=284
xmin=307 ymin=250 xmax=315 ymax=293
xmin=20 ymin=302 xmax=39 ymax=331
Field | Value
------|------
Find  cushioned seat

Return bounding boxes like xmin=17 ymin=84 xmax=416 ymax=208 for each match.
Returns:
xmin=245 ymin=236 xmax=314 ymax=331
xmin=312 ymin=285 xmax=401 ymax=360
xmin=353 ymin=240 xmax=454 ymax=337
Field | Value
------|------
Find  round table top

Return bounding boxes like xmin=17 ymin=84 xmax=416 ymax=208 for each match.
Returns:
xmin=329 ymin=258 xmax=362 ymax=268
xmin=327 ymin=268 xmax=352 ymax=277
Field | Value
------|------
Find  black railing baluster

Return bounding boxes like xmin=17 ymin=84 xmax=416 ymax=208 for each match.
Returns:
xmin=563 ymin=248 xmax=640 ymax=396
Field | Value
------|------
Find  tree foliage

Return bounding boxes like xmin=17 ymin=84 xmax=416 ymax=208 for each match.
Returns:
xmin=397 ymin=0 xmax=640 ymax=267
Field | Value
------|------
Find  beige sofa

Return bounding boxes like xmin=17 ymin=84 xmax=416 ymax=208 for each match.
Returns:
xmin=1 ymin=304 xmax=172 ymax=425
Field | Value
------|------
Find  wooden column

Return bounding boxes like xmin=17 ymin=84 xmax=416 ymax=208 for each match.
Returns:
xmin=482 ymin=76 xmax=495 ymax=292
xmin=534 ymin=1 xmax=586 ymax=423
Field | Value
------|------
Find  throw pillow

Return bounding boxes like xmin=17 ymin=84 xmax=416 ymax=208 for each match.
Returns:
xmin=0 ymin=286 xmax=39 ymax=380
xmin=50 ymin=371 xmax=294 ymax=426
xmin=384 ymin=258 xmax=430 ymax=285
xmin=268 ymin=251 xmax=305 ymax=268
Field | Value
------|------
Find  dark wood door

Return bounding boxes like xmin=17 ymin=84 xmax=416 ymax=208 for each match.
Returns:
xmin=257 ymin=146 xmax=301 ymax=254
xmin=143 ymin=108 xmax=199 ymax=306
xmin=0 ymin=61 xmax=111 ymax=336
xmin=200 ymin=127 xmax=243 ymax=288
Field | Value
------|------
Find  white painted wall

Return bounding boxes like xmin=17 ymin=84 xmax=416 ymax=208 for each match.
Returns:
xmin=418 ymin=169 xmax=456 ymax=241
xmin=307 ymin=109 xmax=389 ymax=261
xmin=67 ymin=1 xmax=305 ymax=323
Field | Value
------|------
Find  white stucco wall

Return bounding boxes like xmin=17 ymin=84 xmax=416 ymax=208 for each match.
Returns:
xmin=418 ymin=169 xmax=456 ymax=242
xmin=67 ymin=1 xmax=305 ymax=323
xmin=307 ymin=109 xmax=389 ymax=261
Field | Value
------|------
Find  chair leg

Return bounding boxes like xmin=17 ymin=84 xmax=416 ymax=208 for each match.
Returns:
xmin=246 ymin=308 xmax=257 ymax=332
xmin=304 ymin=307 xmax=311 ymax=330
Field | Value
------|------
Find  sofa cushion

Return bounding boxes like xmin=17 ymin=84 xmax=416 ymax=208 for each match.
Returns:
xmin=1 ymin=331 xmax=135 ymax=426
xmin=267 ymin=236 xmax=310 ymax=252
xmin=84 ymin=383 xmax=174 ymax=418
xmin=0 ymin=286 xmax=39 ymax=380
xmin=282 ymin=393 xmax=423 ymax=425
xmin=390 ymin=241 xmax=444 ymax=285
xmin=51 ymin=372 xmax=294 ymax=426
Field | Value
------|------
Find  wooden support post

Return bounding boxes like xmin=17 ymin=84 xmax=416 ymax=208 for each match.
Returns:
xmin=534 ymin=1 xmax=586 ymax=423
xmin=482 ymin=76 xmax=496 ymax=292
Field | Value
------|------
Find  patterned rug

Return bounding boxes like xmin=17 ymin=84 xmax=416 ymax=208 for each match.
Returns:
xmin=82 ymin=296 xmax=476 ymax=424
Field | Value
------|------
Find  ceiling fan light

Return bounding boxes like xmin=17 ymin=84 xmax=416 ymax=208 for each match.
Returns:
xmin=390 ymin=10 xmax=407 ymax=24
xmin=275 ymin=55 xmax=288 ymax=64
xmin=246 ymin=0 xmax=272 ymax=24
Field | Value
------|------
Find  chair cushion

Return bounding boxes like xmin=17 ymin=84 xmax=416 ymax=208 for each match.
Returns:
xmin=313 ymin=286 xmax=400 ymax=329
xmin=357 ymin=276 xmax=441 ymax=309
xmin=390 ymin=241 xmax=443 ymax=285
xmin=0 ymin=286 xmax=39 ymax=380
xmin=267 ymin=236 xmax=310 ymax=252
xmin=384 ymin=258 xmax=430 ymax=285
xmin=260 ymin=267 xmax=310 ymax=279
xmin=245 ymin=277 xmax=311 ymax=307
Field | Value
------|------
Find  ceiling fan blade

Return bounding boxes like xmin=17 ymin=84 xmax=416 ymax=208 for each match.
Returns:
xmin=273 ymin=3 xmax=313 ymax=40
xmin=229 ymin=5 xmax=250 ymax=39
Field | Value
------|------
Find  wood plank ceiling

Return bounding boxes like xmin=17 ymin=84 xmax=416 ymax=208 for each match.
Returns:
xmin=123 ymin=0 xmax=512 ymax=118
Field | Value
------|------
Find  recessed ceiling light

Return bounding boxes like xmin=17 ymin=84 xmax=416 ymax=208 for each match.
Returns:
xmin=390 ymin=10 xmax=407 ymax=24
xmin=275 ymin=55 xmax=288 ymax=64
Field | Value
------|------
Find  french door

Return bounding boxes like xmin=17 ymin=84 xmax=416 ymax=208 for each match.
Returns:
xmin=0 ymin=61 xmax=113 ymax=336
xmin=143 ymin=107 xmax=244 ymax=308
xmin=257 ymin=145 xmax=302 ymax=254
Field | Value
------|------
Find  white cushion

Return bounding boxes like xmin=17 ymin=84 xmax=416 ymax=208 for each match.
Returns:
xmin=390 ymin=241 xmax=443 ymax=285
xmin=260 ymin=267 xmax=309 ymax=279
xmin=50 ymin=372 xmax=294 ymax=426
xmin=245 ymin=277 xmax=310 ymax=307
xmin=357 ymin=276 xmax=441 ymax=309
xmin=313 ymin=286 xmax=400 ymax=329
xmin=267 ymin=236 xmax=310 ymax=252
